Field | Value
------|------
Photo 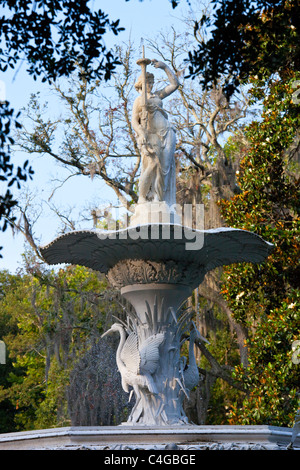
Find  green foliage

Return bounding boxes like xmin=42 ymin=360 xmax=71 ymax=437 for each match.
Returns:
xmin=0 ymin=265 xmax=117 ymax=431
xmin=219 ymin=73 xmax=300 ymax=426
xmin=0 ymin=1 xmax=124 ymax=82
xmin=0 ymin=102 xmax=34 ymax=257
xmin=0 ymin=350 xmax=17 ymax=432
xmin=229 ymin=293 xmax=299 ymax=426
xmin=188 ymin=0 xmax=300 ymax=96
xmin=201 ymin=309 xmax=243 ymax=425
xmin=34 ymin=358 xmax=70 ymax=429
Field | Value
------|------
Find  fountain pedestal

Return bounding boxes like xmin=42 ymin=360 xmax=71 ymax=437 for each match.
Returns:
xmin=119 ymin=283 xmax=192 ymax=425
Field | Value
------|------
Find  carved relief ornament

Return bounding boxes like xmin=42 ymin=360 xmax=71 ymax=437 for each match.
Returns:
xmin=107 ymin=259 xmax=205 ymax=290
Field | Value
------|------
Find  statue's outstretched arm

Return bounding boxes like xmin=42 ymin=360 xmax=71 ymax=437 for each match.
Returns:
xmin=152 ymin=60 xmax=179 ymax=100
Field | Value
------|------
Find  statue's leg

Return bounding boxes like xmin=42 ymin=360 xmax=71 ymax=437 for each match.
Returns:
xmin=138 ymin=155 xmax=157 ymax=202
xmin=139 ymin=135 xmax=162 ymax=202
xmin=128 ymin=385 xmax=143 ymax=424
xmin=159 ymin=128 xmax=176 ymax=204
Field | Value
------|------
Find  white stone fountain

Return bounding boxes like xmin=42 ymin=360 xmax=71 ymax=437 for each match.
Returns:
xmin=40 ymin=51 xmax=273 ymax=427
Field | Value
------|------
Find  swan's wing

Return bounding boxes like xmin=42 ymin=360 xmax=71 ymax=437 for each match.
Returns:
xmin=139 ymin=333 xmax=165 ymax=374
xmin=121 ymin=332 xmax=140 ymax=374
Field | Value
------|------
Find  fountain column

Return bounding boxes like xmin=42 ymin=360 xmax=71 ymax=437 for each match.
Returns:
xmin=108 ymin=261 xmax=195 ymax=425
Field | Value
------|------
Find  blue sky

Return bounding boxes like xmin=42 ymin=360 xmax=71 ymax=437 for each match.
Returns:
xmin=0 ymin=0 xmax=197 ymax=273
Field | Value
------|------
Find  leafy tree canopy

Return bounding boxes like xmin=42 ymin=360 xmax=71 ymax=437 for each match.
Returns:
xmin=0 ymin=0 xmax=124 ymax=256
xmin=0 ymin=0 xmax=124 ymax=82
xmin=219 ymin=73 xmax=300 ymax=426
xmin=184 ymin=0 xmax=300 ymax=95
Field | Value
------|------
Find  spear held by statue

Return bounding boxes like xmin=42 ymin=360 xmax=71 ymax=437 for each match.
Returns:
xmin=136 ymin=45 xmax=151 ymax=130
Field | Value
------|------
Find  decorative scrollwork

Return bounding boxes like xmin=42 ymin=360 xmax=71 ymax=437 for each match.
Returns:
xmin=107 ymin=259 xmax=204 ymax=290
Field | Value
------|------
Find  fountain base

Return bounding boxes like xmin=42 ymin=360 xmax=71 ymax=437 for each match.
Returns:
xmin=0 ymin=425 xmax=297 ymax=450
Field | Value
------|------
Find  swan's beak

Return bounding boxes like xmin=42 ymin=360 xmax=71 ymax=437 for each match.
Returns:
xmin=197 ymin=332 xmax=210 ymax=344
xmin=101 ymin=328 xmax=113 ymax=338
xmin=191 ymin=320 xmax=210 ymax=344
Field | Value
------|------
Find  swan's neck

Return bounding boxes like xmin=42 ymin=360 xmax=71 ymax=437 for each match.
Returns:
xmin=116 ymin=327 xmax=126 ymax=369
xmin=188 ymin=334 xmax=197 ymax=367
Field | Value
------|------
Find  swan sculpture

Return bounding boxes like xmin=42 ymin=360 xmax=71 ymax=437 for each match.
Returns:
xmin=182 ymin=324 xmax=209 ymax=396
xmin=102 ymin=323 xmax=165 ymax=398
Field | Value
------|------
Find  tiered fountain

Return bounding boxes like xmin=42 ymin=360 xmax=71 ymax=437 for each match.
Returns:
xmin=40 ymin=50 xmax=273 ymax=427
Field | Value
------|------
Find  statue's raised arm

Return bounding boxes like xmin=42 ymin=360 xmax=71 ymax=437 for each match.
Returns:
xmin=151 ymin=59 xmax=180 ymax=100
